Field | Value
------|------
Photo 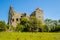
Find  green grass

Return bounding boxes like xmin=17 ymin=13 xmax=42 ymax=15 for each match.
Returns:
xmin=0 ymin=32 xmax=60 ymax=40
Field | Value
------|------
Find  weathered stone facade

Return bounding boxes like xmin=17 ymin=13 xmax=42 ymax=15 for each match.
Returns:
xmin=30 ymin=8 xmax=44 ymax=24
xmin=8 ymin=6 xmax=44 ymax=27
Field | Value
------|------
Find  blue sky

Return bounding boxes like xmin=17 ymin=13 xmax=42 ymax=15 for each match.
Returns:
xmin=0 ymin=0 xmax=60 ymax=23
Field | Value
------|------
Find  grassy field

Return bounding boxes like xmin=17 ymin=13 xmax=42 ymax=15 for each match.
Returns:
xmin=0 ymin=32 xmax=60 ymax=40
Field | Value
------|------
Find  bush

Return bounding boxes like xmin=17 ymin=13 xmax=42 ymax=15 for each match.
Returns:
xmin=15 ymin=24 xmax=24 ymax=32
xmin=0 ymin=21 xmax=7 ymax=31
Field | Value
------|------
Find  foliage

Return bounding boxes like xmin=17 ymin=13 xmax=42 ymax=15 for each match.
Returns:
xmin=20 ymin=17 xmax=29 ymax=25
xmin=16 ymin=17 xmax=30 ymax=32
xmin=0 ymin=17 xmax=60 ymax=32
xmin=44 ymin=18 xmax=60 ymax=32
xmin=16 ymin=24 xmax=24 ymax=32
xmin=0 ymin=21 xmax=7 ymax=31
xmin=30 ymin=16 xmax=43 ymax=32
xmin=23 ymin=23 xmax=31 ymax=32
xmin=43 ymin=25 xmax=49 ymax=32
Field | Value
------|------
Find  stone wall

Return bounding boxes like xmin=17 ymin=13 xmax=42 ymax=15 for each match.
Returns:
xmin=8 ymin=6 xmax=44 ymax=27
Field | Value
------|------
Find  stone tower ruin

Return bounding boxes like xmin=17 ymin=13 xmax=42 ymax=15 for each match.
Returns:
xmin=8 ymin=6 xmax=44 ymax=27
xmin=30 ymin=8 xmax=44 ymax=24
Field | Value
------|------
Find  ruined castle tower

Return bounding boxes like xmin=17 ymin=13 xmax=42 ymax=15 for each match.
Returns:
xmin=8 ymin=6 xmax=29 ymax=27
xmin=8 ymin=6 xmax=44 ymax=27
xmin=30 ymin=8 xmax=44 ymax=24
xmin=8 ymin=6 xmax=22 ymax=27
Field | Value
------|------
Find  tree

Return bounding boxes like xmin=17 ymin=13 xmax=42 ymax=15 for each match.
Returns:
xmin=0 ymin=21 xmax=7 ymax=31
xmin=58 ymin=20 xmax=60 ymax=25
xmin=16 ymin=24 xmax=24 ymax=32
xmin=44 ymin=18 xmax=53 ymax=32
xmin=43 ymin=25 xmax=49 ymax=32
xmin=23 ymin=23 xmax=30 ymax=32
xmin=30 ymin=16 xmax=42 ymax=32
xmin=16 ymin=17 xmax=30 ymax=32
xmin=20 ymin=17 xmax=29 ymax=25
xmin=20 ymin=17 xmax=30 ymax=31
xmin=51 ymin=20 xmax=60 ymax=32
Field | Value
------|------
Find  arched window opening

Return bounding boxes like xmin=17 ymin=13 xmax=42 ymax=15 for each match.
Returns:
xmin=16 ymin=18 xmax=18 ymax=21
xmin=12 ymin=19 xmax=14 ymax=22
